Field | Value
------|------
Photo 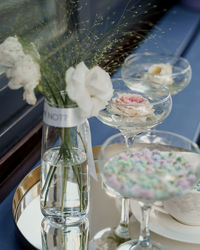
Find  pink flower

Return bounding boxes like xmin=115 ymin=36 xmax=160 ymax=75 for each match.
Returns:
xmin=110 ymin=93 xmax=154 ymax=118
xmin=118 ymin=94 xmax=149 ymax=105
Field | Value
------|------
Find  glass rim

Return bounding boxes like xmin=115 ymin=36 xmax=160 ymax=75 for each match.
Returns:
xmin=111 ymin=78 xmax=172 ymax=107
xmin=100 ymin=129 xmax=200 ymax=155
xmin=123 ymin=52 xmax=191 ymax=77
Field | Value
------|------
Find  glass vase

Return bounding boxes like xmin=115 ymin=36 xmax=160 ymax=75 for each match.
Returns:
xmin=40 ymin=100 xmax=91 ymax=224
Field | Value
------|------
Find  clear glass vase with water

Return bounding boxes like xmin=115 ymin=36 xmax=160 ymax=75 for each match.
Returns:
xmin=40 ymin=100 xmax=90 ymax=224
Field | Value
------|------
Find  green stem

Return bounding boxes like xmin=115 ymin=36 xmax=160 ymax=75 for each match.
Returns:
xmin=80 ymin=230 xmax=86 ymax=250
xmin=61 ymin=225 xmax=66 ymax=250
xmin=60 ymin=128 xmax=71 ymax=213
xmin=80 ymin=169 xmax=83 ymax=211
xmin=61 ymin=167 xmax=67 ymax=213
xmin=60 ymin=127 xmax=86 ymax=213
xmin=42 ymin=166 xmax=57 ymax=206
xmin=42 ymin=233 xmax=50 ymax=250
xmin=61 ymin=156 xmax=67 ymax=212
xmin=41 ymin=165 xmax=54 ymax=195
xmin=42 ymin=124 xmax=86 ymax=215
xmin=42 ymin=146 xmax=63 ymax=207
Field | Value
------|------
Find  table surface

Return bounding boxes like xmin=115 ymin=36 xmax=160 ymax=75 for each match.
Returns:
xmin=1 ymin=2 xmax=200 ymax=250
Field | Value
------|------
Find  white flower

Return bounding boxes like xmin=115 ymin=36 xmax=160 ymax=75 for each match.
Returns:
xmin=0 ymin=36 xmax=41 ymax=105
xmin=0 ymin=37 xmax=24 ymax=68
xmin=147 ymin=63 xmax=173 ymax=85
xmin=66 ymin=62 xmax=113 ymax=118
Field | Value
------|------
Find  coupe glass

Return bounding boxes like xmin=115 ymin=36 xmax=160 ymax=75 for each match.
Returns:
xmin=98 ymin=131 xmax=200 ymax=250
xmin=98 ymin=78 xmax=172 ymax=142
xmin=92 ymin=78 xmax=172 ymax=249
xmin=121 ymin=52 xmax=192 ymax=95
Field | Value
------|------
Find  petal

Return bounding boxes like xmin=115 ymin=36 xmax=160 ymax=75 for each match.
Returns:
xmin=23 ymin=89 xmax=37 ymax=105
xmin=66 ymin=62 xmax=92 ymax=117
xmin=66 ymin=69 xmax=86 ymax=102
xmin=66 ymin=62 xmax=113 ymax=118
xmin=0 ymin=36 xmax=24 ymax=65
xmin=65 ymin=66 xmax=75 ymax=84
xmin=90 ymin=97 xmax=107 ymax=117
xmin=77 ymin=93 xmax=93 ymax=117
xmin=71 ymin=62 xmax=89 ymax=83
xmin=7 ymin=78 xmax=22 ymax=89
xmin=86 ymin=65 xmax=113 ymax=100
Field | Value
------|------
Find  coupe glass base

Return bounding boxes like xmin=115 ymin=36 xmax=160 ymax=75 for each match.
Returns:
xmin=117 ymin=239 xmax=138 ymax=250
xmin=92 ymin=227 xmax=130 ymax=250
xmin=117 ymin=240 xmax=168 ymax=250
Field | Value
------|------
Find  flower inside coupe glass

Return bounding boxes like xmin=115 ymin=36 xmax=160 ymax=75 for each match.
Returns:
xmin=98 ymin=78 xmax=172 ymax=139
xmin=109 ymin=93 xmax=154 ymax=122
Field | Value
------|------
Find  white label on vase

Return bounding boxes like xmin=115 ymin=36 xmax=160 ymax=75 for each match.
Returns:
xmin=43 ymin=102 xmax=86 ymax=128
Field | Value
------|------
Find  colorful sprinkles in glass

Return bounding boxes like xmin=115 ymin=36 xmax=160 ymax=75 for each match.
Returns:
xmin=103 ymin=148 xmax=198 ymax=202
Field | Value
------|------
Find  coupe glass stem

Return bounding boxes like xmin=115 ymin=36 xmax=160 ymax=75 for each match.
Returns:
xmin=115 ymin=198 xmax=130 ymax=239
xmin=138 ymin=201 xmax=152 ymax=248
xmin=124 ymin=136 xmax=135 ymax=148
xmin=122 ymin=132 xmax=138 ymax=148
xmin=115 ymin=132 xmax=137 ymax=240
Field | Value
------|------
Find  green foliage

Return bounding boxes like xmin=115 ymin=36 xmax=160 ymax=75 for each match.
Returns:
xmin=0 ymin=0 xmax=168 ymax=106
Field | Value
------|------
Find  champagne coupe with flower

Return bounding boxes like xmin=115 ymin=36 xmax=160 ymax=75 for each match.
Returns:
xmin=98 ymin=131 xmax=200 ymax=250
xmin=92 ymin=78 xmax=172 ymax=249
xmin=121 ymin=52 xmax=192 ymax=96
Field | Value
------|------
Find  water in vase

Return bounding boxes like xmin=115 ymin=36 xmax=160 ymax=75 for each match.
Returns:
xmin=40 ymin=147 xmax=89 ymax=223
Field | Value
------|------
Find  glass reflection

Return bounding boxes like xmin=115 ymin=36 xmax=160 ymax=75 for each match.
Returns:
xmin=41 ymin=217 xmax=89 ymax=250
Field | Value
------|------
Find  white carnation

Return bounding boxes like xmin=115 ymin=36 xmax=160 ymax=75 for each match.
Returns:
xmin=66 ymin=62 xmax=113 ymax=118
xmin=0 ymin=36 xmax=24 ymax=68
xmin=0 ymin=36 xmax=41 ymax=105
